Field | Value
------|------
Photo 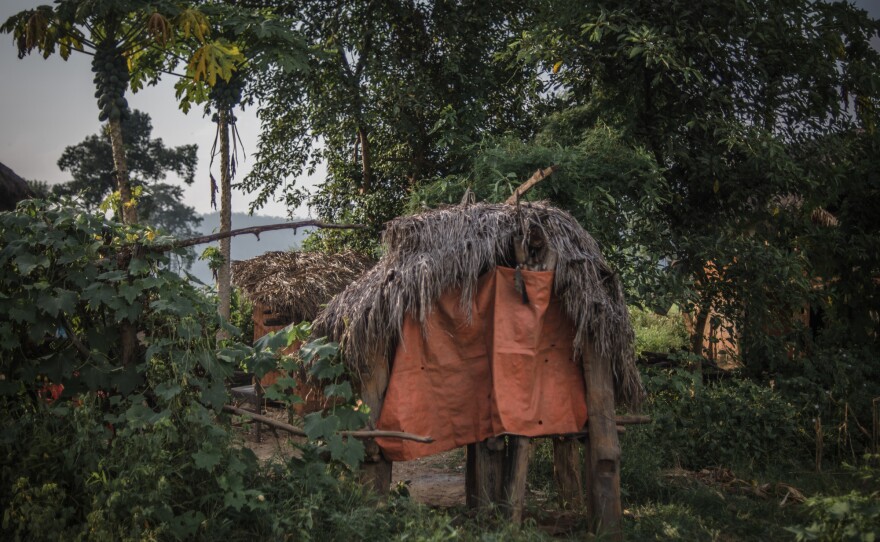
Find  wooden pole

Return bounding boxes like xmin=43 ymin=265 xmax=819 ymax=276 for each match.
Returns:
xmin=359 ymin=350 xmax=393 ymax=494
xmin=583 ymin=342 xmax=623 ymax=541
xmin=553 ymin=437 xmax=584 ymax=509
xmin=473 ymin=437 xmax=505 ymax=508
xmin=221 ymin=405 xmax=433 ymax=443
xmin=502 ymin=435 xmax=531 ymax=523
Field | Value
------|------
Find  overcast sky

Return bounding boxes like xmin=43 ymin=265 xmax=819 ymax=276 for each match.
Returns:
xmin=1 ymin=1 xmax=877 ymax=220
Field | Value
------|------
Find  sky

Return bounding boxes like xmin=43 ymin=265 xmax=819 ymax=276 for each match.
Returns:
xmin=0 ymin=0 xmax=322 ymax=218
xmin=1 ymin=1 xmax=878 ymax=220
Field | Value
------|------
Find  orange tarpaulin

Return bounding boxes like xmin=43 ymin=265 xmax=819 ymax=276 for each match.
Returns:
xmin=376 ymin=266 xmax=587 ymax=461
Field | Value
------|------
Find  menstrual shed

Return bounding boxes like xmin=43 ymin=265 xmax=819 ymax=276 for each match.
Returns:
xmin=313 ymin=201 xmax=645 ymax=539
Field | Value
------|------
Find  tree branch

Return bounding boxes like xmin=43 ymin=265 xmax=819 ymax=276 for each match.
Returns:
xmin=156 ymin=219 xmax=368 ymax=250
xmin=504 ymin=165 xmax=558 ymax=205
xmin=222 ymin=404 xmax=434 ymax=443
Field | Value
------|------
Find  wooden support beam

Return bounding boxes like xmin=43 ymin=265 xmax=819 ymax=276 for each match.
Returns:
xmin=553 ymin=437 xmax=584 ymax=509
xmin=502 ymin=436 xmax=531 ymax=523
xmin=221 ymin=405 xmax=432 ymax=443
xmin=583 ymin=342 xmax=623 ymax=541
xmin=473 ymin=437 xmax=505 ymax=508
xmin=466 ymin=443 xmax=478 ymax=509
xmin=358 ymin=351 xmax=392 ymax=495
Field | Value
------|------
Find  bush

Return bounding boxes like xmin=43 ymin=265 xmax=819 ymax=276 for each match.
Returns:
xmin=630 ymin=306 xmax=689 ymax=356
xmin=788 ymin=454 xmax=880 ymax=542
xmin=641 ymin=369 xmax=812 ymax=470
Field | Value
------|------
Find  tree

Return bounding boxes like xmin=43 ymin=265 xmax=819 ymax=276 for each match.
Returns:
xmin=53 ymin=109 xmax=202 ymax=268
xmin=1 ymin=1 xmax=238 ymax=225
xmin=239 ymin=0 xmax=543 ymax=252
xmin=494 ymin=0 xmax=880 ymax=367
xmin=173 ymin=3 xmax=309 ymax=322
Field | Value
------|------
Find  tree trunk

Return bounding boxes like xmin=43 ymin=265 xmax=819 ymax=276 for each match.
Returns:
xmin=358 ymin=126 xmax=372 ymax=194
xmin=217 ymin=109 xmax=232 ymax=326
xmin=107 ymin=116 xmax=137 ymax=224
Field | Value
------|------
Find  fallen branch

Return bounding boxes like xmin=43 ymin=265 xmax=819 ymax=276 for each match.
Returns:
xmin=155 ymin=219 xmax=368 ymax=250
xmin=222 ymin=404 xmax=434 ymax=443
xmin=504 ymin=165 xmax=558 ymax=205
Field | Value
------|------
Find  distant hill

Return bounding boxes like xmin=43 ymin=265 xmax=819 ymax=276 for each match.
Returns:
xmin=187 ymin=212 xmax=313 ymax=285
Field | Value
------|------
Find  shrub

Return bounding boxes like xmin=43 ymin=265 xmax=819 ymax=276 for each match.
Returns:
xmin=630 ymin=306 xmax=689 ymax=356
xmin=641 ymin=369 xmax=812 ymax=469
xmin=787 ymin=455 xmax=880 ymax=542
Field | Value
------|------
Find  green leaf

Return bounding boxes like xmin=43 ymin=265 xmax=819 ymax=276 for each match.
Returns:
xmin=324 ymin=381 xmax=352 ymax=401
xmin=327 ymin=434 xmax=364 ymax=469
xmin=303 ymin=412 xmax=339 ymax=441
xmin=192 ymin=446 xmax=222 ymax=471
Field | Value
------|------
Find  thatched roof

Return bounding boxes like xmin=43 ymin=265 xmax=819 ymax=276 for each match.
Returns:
xmin=0 ymin=162 xmax=35 ymax=212
xmin=312 ymin=202 xmax=644 ymax=407
xmin=231 ymin=250 xmax=374 ymax=322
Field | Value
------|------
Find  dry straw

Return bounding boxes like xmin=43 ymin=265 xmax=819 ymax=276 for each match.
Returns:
xmin=313 ymin=202 xmax=644 ymax=407
xmin=232 ymin=250 xmax=375 ymax=322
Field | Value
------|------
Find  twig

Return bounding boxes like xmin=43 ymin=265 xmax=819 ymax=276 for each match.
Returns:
xmin=60 ymin=315 xmax=91 ymax=359
xmin=504 ymin=165 xmax=558 ymax=205
xmin=222 ymin=404 xmax=434 ymax=443
xmin=155 ymin=220 xmax=368 ymax=250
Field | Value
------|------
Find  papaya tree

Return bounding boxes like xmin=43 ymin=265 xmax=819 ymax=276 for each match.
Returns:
xmin=1 ymin=1 xmax=230 ymax=225
xmin=174 ymin=4 xmax=309 ymax=322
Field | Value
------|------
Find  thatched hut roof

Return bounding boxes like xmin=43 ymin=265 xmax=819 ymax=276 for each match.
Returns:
xmin=232 ymin=250 xmax=374 ymax=322
xmin=0 ymin=162 xmax=35 ymax=212
xmin=312 ymin=202 xmax=644 ymax=407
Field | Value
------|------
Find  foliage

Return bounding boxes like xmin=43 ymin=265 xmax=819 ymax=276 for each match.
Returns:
xmin=776 ymin=345 xmax=880 ymax=464
xmin=241 ymin=0 xmax=543 ymax=251
xmin=639 ymin=369 xmax=811 ymax=469
xmin=54 ymin=109 xmax=201 ymax=267
xmin=788 ymin=455 xmax=880 ymax=542
xmin=493 ymin=0 xmax=880 ymax=369
xmin=229 ymin=287 xmax=254 ymax=346
xmin=630 ymin=306 xmax=689 ymax=357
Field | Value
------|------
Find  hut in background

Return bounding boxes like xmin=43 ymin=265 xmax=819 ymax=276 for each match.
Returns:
xmin=232 ymin=250 xmax=374 ymax=343
xmin=313 ymin=201 xmax=644 ymax=539
xmin=231 ymin=250 xmax=374 ymax=413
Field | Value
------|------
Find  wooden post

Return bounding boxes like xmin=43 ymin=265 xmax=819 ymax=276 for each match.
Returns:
xmin=466 ymin=443 xmax=478 ymax=508
xmin=553 ymin=437 xmax=584 ymax=509
xmin=583 ymin=342 xmax=623 ymax=541
xmin=359 ymin=350 xmax=392 ymax=495
xmin=502 ymin=435 xmax=531 ymax=523
xmin=472 ymin=437 xmax=505 ymax=508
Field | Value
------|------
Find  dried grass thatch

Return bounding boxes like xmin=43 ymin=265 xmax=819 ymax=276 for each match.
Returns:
xmin=232 ymin=251 xmax=374 ymax=322
xmin=312 ymin=202 xmax=644 ymax=407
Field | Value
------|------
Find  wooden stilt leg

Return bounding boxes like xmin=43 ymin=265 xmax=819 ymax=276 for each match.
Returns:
xmin=474 ymin=437 xmax=504 ymax=508
xmin=502 ymin=435 xmax=531 ymax=523
xmin=358 ymin=352 xmax=392 ymax=495
xmin=466 ymin=444 xmax=478 ymax=509
xmin=581 ymin=435 xmax=594 ymax=516
xmin=553 ymin=437 xmax=584 ymax=509
xmin=583 ymin=344 xmax=623 ymax=541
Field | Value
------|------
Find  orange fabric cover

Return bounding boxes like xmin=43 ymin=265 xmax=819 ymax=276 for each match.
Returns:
xmin=376 ymin=266 xmax=587 ymax=461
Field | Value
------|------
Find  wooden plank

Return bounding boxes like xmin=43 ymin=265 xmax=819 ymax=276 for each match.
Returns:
xmin=583 ymin=342 xmax=623 ymax=541
xmin=358 ymin=350 xmax=392 ymax=495
xmin=553 ymin=437 xmax=584 ymax=509
xmin=502 ymin=436 xmax=531 ymax=523
xmin=474 ymin=438 xmax=504 ymax=508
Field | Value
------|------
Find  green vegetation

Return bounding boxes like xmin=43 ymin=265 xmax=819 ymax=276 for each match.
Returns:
xmin=2 ymin=0 xmax=880 ymax=539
